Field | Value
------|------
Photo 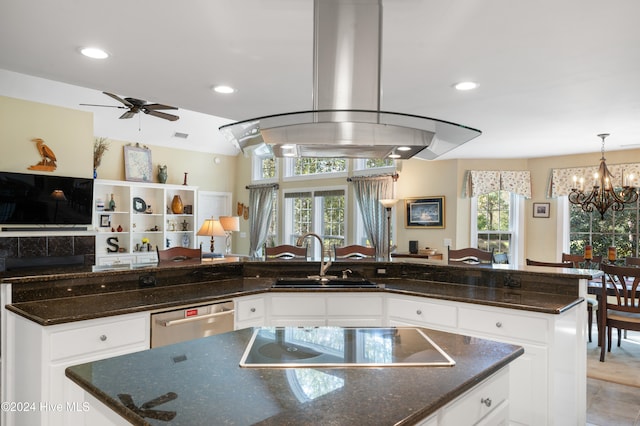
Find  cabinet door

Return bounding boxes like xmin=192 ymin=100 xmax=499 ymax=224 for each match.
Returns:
xmin=235 ymin=296 xmax=265 ymax=329
xmin=440 ymin=368 xmax=508 ymax=426
xmin=326 ymin=294 xmax=383 ymax=327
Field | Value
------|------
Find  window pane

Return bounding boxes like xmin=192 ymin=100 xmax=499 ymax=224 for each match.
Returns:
xmin=322 ymin=195 xmax=345 ymax=250
xmin=261 ymin=157 xmax=276 ymax=179
xmin=569 ymin=198 xmax=640 ymax=258
xmin=293 ymin=158 xmax=346 ymax=176
xmin=475 ymin=191 xmax=513 ymax=257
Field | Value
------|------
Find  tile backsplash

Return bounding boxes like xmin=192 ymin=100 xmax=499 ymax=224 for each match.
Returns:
xmin=0 ymin=235 xmax=95 ymax=273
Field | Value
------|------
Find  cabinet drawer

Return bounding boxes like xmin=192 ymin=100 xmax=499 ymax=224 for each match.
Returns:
xmin=236 ymin=297 xmax=265 ymax=322
xmin=387 ymin=297 xmax=457 ymax=329
xmin=135 ymin=253 xmax=158 ymax=263
xmin=327 ymin=295 xmax=383 ymax=316
xmin=458 ymin=306 xmax=548 ymax=344
xmin=49 ymin=314 xmax=148 ymax=361
xmin=97 ymin=255 xmax=134 ymax=266
xmin=441 ymin=368 xmax=509 ymax=426
xmin=271 ymin=295 xmax=326 ymax=316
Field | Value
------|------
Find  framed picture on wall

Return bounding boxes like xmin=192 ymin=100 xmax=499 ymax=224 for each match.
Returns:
xmin=533 ymin=202 xmax=550 ymax=218
xmin=405 ymin=196 xmax=445 ymax=228
xmin=124 ymin=145 xmax=152 ymax=182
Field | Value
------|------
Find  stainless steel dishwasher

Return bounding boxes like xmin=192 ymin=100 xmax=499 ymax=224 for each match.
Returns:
xmin=151 ymin=300 xmax=235 ymax=348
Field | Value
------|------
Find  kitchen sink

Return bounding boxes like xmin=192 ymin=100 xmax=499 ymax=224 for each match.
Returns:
xmin=271 ymin=277 xmax=378 ymax=289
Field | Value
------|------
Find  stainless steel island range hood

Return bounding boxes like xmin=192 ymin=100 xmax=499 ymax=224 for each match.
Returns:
xmin=219 ymin=0 xmax=481 ymax=160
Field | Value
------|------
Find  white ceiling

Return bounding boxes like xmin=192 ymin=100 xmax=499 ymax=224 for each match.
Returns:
xmin=2 ymin=0 xmax=640 ymax=159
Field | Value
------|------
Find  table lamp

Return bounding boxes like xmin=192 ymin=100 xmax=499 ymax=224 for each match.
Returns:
xmin=197 ymin=218 xmax=226 ymax=254
xmin=219 ymin=216 xmax=240 ymax=254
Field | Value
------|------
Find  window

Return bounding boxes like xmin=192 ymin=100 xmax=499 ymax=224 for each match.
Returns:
xmin=353 ymin=158 xmax=395 ymax=171
xmin=568 ymin=200 xmax=640 ymax=258
xmin=283 ymin=188 xmax=346 ymax=257
xmin=284 ymin=158 xmax=347 ymax=178
xmin=472 ymin=191 xmax=522 ymax=261
xmin=252 ymin=155 xmax=277 ymax=182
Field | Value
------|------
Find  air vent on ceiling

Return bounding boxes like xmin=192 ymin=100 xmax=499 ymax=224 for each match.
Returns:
xmin=173 ymin=132 xmax=189 ymax=139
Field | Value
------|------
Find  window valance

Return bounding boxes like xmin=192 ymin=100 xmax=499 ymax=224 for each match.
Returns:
xmin=464 ymin=170 xmax=531 ymax=198
xmin=547 ymin=162 xmax=640 ymax=197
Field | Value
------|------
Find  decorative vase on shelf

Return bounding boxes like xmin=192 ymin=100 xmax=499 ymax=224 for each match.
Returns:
xmin=157 ymin=165 xmax=167 ymax=184
xmin=171 ymin=195 xmax=184 ymax=214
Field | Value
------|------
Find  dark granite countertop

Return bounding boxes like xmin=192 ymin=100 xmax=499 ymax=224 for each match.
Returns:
xmin=66 ymin=326 xmax=524 ymax=426
xmin=4 ymin=259 xmax=595 ymax=325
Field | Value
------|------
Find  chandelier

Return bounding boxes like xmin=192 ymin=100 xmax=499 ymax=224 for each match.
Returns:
xmin=569 ymin=133 xmax=638 ymax=219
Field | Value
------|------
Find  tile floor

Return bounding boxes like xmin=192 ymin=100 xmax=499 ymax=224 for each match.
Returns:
xmin=586 ymin=329 xmax=640 ymax=426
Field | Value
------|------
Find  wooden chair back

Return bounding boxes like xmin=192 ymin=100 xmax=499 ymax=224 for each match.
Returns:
xmin=156 ymin=246 xmax=202 ymax=262
xmin=599 ymin=263 xmax=640 ymax=361
xmin=526 ymin=259 xmax=574 ymax=268
xmin=264 ymin=244 xmax=308 ymax=260
xmin=624 ymin=256 xmax=640 ymax=267
xmin=447 ymin=247 xmax=493 ymax=265
xmin=334 ymin=245 xmax=376 ymax=260
xmin=561 ymin=253 xmax=602 ymax=268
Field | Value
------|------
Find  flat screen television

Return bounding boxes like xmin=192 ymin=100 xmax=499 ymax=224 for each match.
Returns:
xmin=0 ymin=171 xmax=94 ymax=226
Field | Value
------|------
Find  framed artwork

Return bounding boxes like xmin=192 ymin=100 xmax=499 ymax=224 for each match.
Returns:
xmin=99 ymin=214 xmax=111 ymax=227
xmin=533 ymin=202 xmax=550 ymax=218
xmin=124 ymin=145 xmax=153 ymax=182
xmin=405 ymin=196 xmax=445 ymax=228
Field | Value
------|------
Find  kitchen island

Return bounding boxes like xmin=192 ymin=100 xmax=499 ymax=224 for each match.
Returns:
xmin=2 ymin=258 xmax=595 ymax=425
xmin=65 ymin=326 xmax=523 ymax=425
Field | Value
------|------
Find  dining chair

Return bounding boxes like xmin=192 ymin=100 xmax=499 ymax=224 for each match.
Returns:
xmin=599 ymin=263 xmax=640 ymax=362
xmin=561 ymin=253 xmax=603 ymax=269
xmin=156 ymin=246 xmax=202 ymax=262
xmin=333 ymin=244 xmax=376 ymax=260
xmin=264 ymin=244 xmax=308 ymax=260
xmin=527 ymin=258 xmax=599 ymax=343
xmin=624 ymin=256 xmax=640 ymax=267
xmin=447 ymin=247 xmax=494 ymax=265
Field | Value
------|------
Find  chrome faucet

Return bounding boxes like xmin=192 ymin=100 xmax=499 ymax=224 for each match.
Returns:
xmin=296 ymin=232 xmax=333 ymax=279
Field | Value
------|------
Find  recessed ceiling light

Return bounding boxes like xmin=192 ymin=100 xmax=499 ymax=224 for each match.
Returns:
xmin=389 ymin=153 xmax=401 ymax=159
xmin=397 ymin=146 xmax=411 ymax=151
xmin=212 ymin=85 xmax=236 ymax=94
xmin=80 ymin=47 xmax=109 ymax=59
xmin=454 ymin=81 xmax=478 ymax=91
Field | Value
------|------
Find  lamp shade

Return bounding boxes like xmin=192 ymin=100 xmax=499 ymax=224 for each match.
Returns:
xmin=219 ymin=216 xmax=240 ymax=232
xmin=197 ymin=219 xmax=226 ymax=237
xmin=379 ymin=198 xmax=398 ymax=208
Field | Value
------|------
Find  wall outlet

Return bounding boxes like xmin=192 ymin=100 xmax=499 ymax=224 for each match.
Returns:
xmin=443 ymin=238 xmax=452 ymax=247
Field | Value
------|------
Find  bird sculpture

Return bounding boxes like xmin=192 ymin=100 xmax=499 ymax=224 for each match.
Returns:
xmin=28 ymin=138 xmax=57 ymax=171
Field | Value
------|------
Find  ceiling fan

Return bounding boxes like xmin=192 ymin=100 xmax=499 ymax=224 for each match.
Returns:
xmin=81 ymin=92 xmax=180 ymax=121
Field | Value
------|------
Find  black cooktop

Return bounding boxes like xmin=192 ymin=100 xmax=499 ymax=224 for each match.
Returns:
xmin=239 ymin=327 xmax=455 ymax=368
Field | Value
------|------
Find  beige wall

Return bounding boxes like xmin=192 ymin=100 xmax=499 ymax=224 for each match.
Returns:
xmin=5 ymin=95 xmax=640 ymax=262
xmin=0 ymin=96 xmax=93 ymax=177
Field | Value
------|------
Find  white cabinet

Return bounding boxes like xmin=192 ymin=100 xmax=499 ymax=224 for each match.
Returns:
xmin=386 ymin=294 xmax=580 ymax=426
xmin=93 ymin=179 xmax=197 ymax=265
xmin=7 ymin=311 xmax=150 ymax=426
xmin=266 ymin=293 xmax=384 ymax=327
xmin=387 ymin=295 xmax=458 ymax=330
xmin=235 ymin=296 xmax=266 ymax=329
xmin=439 ymin=367 xmax=509 ymax=426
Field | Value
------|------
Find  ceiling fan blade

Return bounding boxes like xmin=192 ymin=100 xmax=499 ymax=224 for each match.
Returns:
xmin=144 ymin=103 xmax=178 ymax=111
xmin=145 ymin=110 xmax=180 ymax=121
xmin=119 ymin=111 xmax=136 ymax=119
xmin=80 ymin=103 xmax=127 ymax=109
xmin=103 ymin=92 xmax=134 ymax=108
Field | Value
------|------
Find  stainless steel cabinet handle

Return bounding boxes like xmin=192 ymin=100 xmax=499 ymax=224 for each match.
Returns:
xmin=416 ymin=309 xmax=422 ymax=315
xmin=160 ymin=310 xmax=235 ymax=327
xmin=99 ymin=335 xmax=107 ymax=341
xmin=495 ymin=321 xmax=502 ymax=328
xmin=481 ymin=397 xmax=492 ymax=407
xmin=250 ymin=308 xmax=256 ymax=313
